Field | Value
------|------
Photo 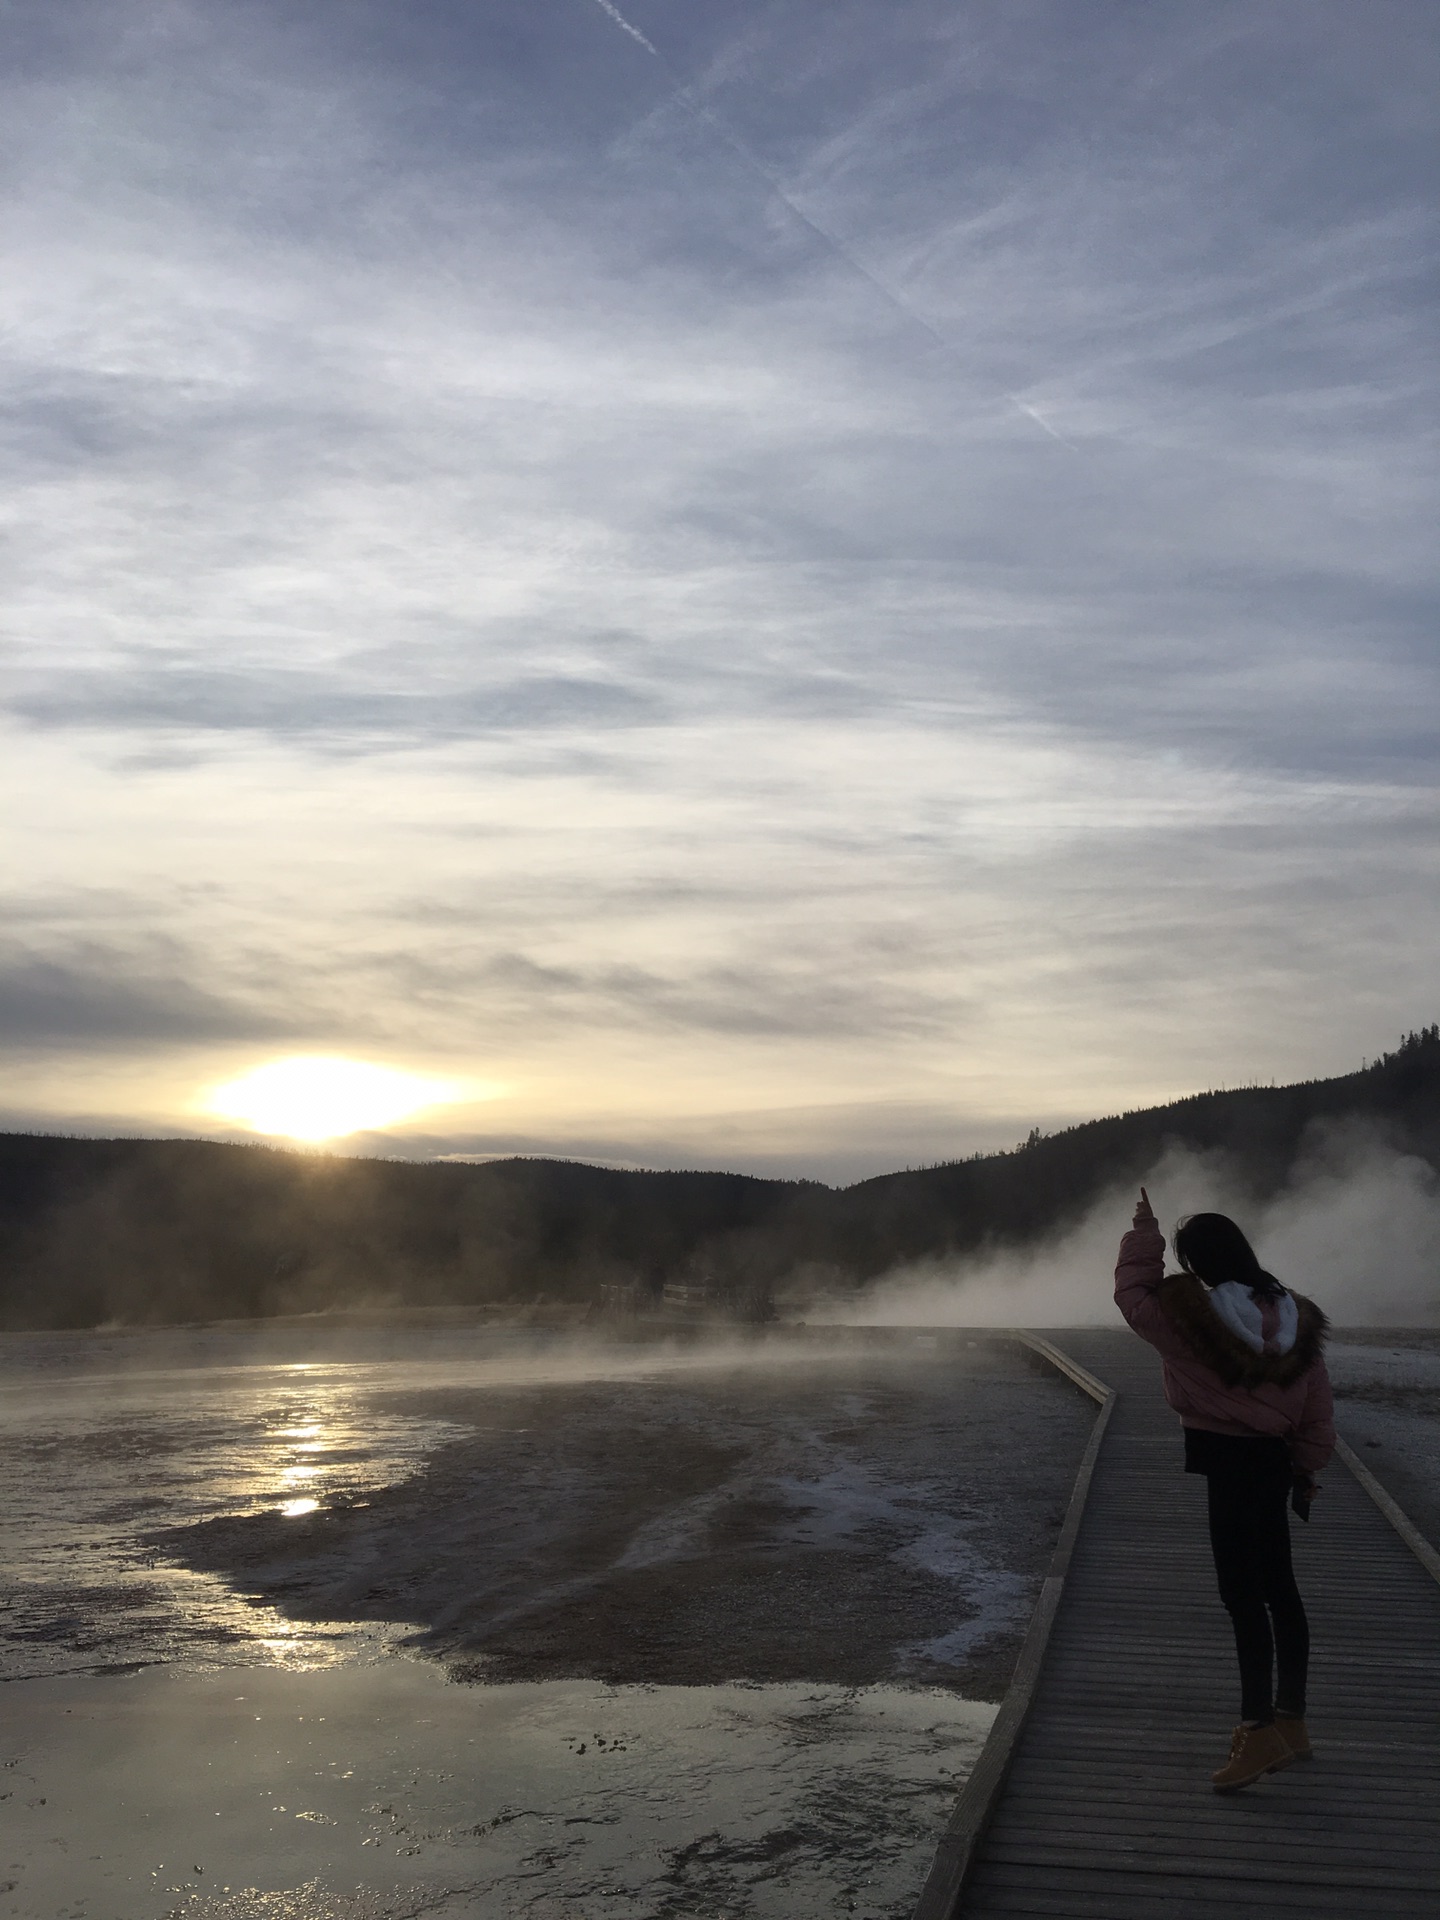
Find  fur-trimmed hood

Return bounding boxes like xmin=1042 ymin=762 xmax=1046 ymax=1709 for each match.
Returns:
xmin=1157 ymin=1273 xmax=1329 ymax=1390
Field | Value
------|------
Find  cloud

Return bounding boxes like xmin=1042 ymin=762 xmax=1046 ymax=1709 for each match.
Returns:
xmin=0 ymin=0 xmax=1435 ymax=1166
xmin=0 ymin=942 xmax=297 ymax=1051
xmin=391 ymin=944 xmax=974 ymax=1043
xmin=6 ymin=664 xmax=661 ymax=739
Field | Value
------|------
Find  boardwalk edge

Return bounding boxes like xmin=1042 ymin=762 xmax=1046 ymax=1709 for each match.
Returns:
xmin=912 ymin=1334 xmax=1115 ymax=1920
xmin=1334 ymin=1435 xmax=1440 ymax=1588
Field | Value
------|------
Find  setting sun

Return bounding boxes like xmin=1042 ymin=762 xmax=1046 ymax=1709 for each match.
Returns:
xmin=205 ymin=1056 xmax=462 ymax=1142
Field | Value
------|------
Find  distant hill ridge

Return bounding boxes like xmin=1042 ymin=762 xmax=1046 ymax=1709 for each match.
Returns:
xmin=2 ymin=1028 xmax=1437 ymax=1329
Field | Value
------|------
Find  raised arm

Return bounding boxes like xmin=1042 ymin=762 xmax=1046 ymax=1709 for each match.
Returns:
xmin=1114 ymin=1186 xmax=1169 ymax=1344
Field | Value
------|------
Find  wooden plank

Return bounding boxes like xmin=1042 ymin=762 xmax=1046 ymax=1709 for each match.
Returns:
xmin=961 ymin=1881 xmax=1440 ymax=1920
xmin=989 ymin=1788 xmax=1440 ymax=1821
xmin=992 ymin=1781 xmax=1440 ymax=1816
xmin=1002 ymin=1749 xmax=1440 ymax=1781
xmin=987 ymin=1816 xmax=1438 ymax=1854
xmin=964 ymin=1860 xmax=1440 ymax=1911
xmin=979 ymin=1838 xmax=1438 ymax=1892
xmin=992 ymin=1757 xmax=1440 ymax=1786
xmin=986 ymin=1801 xmax=1440 ymax=1839
xmin=997 ymin=1767 xmax=1440 ymax=1801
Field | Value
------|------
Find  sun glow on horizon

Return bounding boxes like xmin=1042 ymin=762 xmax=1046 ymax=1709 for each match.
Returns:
xmin=205 ymin=1055 xmax=467 ymax=1142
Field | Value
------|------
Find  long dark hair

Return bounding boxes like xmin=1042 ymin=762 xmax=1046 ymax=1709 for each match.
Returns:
xmin=1173 ymin=1213 xmax=1286 ymax=1301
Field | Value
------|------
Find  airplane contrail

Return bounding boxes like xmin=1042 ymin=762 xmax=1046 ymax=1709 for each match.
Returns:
xmin=582 ymin=0 xmax=950 ymax=358
xmin=583 ymin=0 xmax=1075 ymax=447
xmin=590 ymin=0 xmax=659 ymax=56
xmin=1009 ymin=397 xmax=1079 ymax=448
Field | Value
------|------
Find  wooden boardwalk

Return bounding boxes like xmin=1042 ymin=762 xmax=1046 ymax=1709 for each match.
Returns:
xmin=924 ymin=1329 xmax=1440 ymax=1920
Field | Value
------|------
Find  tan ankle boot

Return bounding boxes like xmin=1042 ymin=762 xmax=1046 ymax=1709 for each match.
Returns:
xmin=1211 ymin=1722 xmax=1294 ymax=1791
xmin=1276 ymin=1713 xmax=1312 ymax=1759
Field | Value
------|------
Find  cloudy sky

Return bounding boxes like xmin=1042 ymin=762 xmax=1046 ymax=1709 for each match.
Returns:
xmin=3 ymin=0 xmax=1436 ymax=1180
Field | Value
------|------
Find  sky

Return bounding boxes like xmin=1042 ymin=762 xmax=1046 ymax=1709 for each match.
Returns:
xmin=2 ymin=0 xmax=1437 ymax=1182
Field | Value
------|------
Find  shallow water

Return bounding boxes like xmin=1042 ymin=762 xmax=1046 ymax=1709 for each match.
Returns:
xmin=1 ymin=1341 xmax=475 ymax=1676
xmin=3 ymin=1663 xmax=995 ymax=1920
xmin=0 ymin=1325 xmax=842 ymax=1677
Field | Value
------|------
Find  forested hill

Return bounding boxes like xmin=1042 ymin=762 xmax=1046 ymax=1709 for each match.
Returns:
xmin=822 ymin=1026 xmax=1440 ymax=1280
xmin=2 ymin=1028 xmax=1437 ymax=1329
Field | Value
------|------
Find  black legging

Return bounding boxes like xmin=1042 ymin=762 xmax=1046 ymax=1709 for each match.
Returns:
xmin=1206 ymin=1465 xmax=1309 ymax=1723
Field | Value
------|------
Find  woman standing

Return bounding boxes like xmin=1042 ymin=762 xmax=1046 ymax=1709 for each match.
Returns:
xmin=1115 ymin=1187 xmax=1334 ymax=1791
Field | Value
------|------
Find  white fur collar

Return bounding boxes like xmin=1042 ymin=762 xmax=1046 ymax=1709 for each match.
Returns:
xmin=1207 ymin=1280 xmax=1298 ymax=1355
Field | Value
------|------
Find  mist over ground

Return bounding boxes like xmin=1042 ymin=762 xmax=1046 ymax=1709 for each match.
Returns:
xmin=853 ymin=1120 xmax=1440 ymax=1328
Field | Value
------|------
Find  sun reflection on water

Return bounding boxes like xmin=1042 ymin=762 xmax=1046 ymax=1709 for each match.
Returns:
xmin=2 ymin=1334 xmax=492 ymax=1677
xmin=265 ymin=1396 xmax=362 ymax=1513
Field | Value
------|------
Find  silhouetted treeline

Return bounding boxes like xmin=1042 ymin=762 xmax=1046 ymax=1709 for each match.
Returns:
xmin=2 ymin=1028 xmax=1437 ymax=1329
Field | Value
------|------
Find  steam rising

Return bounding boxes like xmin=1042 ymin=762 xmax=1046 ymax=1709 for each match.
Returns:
xmin=851 ymin=1123 xmax=1440 ymax=1328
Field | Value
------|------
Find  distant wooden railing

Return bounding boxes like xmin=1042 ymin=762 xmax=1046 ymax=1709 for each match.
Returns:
xmin=1333 ymin=1435 xmax=1440 ymax=1587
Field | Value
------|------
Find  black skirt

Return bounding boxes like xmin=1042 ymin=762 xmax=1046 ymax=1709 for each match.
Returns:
xmin=1183 ymin=1426 xmax=1291 ymax=1481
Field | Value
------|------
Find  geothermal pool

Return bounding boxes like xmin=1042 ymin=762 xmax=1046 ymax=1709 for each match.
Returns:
xmin=0 ymin=1323 xmax=1097 ymax=1918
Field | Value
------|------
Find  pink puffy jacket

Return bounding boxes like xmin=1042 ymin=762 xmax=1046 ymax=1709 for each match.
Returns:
xmin=1114 ymin=1213 xmax=1335 ymax=1475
